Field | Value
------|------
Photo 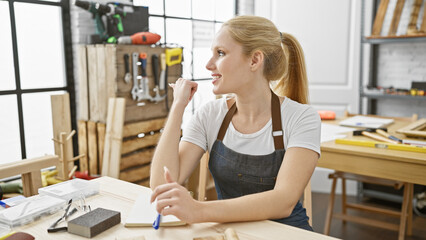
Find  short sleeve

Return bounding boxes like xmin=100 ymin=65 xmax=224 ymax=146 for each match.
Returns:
xmin=286 ymin=107 xmax=321 ymax=156
xmin=181 ymin=106 xmax=208 ymax=152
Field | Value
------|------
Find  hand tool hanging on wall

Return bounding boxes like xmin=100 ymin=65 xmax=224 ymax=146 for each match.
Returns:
xmin=137 ymin=52 xmax=154 ymax=102
xmin=159 ymin=53 xmax=166 ymax=91
xmin=164 ymin=48 xmax=183 ymax=111
xmin=123 ymin=53 xmax=131 ymax=83
xmin=131 ymin=52 xmax=140 ymax=101
xmin=117 ymin=32 xmax=161 ymax=45
xmin=151 ymin=54 xmax=166 ymax=103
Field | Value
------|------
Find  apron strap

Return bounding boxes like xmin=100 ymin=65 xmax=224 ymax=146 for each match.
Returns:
xmin=216 ymin=91 xmax=284 ymax=150
xmin=217 ymin=101 xmax=237 ymax=141
xmin=271 ymin=91 xmax=284 ymax=150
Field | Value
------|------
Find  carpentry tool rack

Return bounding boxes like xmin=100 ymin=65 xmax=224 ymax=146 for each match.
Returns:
xmin=77 ymin=44 xmax=182 ymax=186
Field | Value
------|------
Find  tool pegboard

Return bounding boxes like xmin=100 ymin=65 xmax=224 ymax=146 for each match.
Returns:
xmin=77 ymin=44 xmax=183 ymax=123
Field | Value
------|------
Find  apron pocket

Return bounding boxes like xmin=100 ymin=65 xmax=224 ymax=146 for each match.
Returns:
xmin=238 ymin=173 xmax=276 ymax=195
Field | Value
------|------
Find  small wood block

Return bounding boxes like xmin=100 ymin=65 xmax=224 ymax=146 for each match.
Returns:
xmin=67 ymin=208 xmax=121 ymax=238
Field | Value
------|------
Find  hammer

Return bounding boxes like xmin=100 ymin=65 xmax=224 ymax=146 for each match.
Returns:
xmin=353 ymin=128 xmax=400 ymax=144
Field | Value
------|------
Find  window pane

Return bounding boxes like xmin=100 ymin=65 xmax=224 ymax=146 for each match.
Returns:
xmin=165 ymin=0 xmax=191 ymax=18
xmin=215 ymin=23 xmax=223 ymax=33
xmin=193 ymin=48 xmax=211 ymax=79
xmin=22 ymin=91 xmax=64 ymax=158
xmin=0 ymin=95 xmax=21 ymax=163
xmin=15 ymin=3 xmax=65 ymax=89
xmin=166 ymin=19 xmax=192 ymax=79
xmin=192 ymin=0 xmax=214 ymax=20
xmin=215 ymin=0 xmax=235 ymax=21
xmin=134 ymin=0 xmax=163 ymax=15
xmin=149 ymin=16 xmax=165 ymax=44
xmin=0 ymin=2 xmax=16 ymax=91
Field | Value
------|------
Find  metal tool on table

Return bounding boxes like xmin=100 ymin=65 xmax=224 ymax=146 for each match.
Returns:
xmin=123 ymin=53 xmax=131 ymax=83
xmin=131 ymin=52 xmax=140 ymax=100
xmin=137 ymin=52 xmax=154 ymax=102
xmin=353 ymin=128 xmax=400 ymax=144
xmin=151 ymin=54 xmax=166 ymax=103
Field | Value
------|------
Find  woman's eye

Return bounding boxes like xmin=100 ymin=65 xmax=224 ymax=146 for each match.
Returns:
xmin=217 ymin=50 xmax=225 ymax=56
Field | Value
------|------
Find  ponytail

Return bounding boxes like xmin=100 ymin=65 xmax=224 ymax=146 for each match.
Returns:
xmin=274 ymin=32 xmax=309 ymax=104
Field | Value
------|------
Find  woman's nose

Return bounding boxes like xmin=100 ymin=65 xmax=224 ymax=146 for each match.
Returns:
xmin=205 ymin=58 xmax=215 ymax=71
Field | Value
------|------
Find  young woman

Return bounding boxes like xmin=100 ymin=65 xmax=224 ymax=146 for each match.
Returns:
xmin=150 ymin=15 xmax=320 ymax=231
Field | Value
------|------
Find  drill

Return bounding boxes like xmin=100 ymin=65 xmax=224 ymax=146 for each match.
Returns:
xmin=75 ymin=0 xmax=125 ymax=43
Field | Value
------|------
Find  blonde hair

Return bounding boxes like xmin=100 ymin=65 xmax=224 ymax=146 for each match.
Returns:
xmin=222 ymin=16 xmax=309 ymax=104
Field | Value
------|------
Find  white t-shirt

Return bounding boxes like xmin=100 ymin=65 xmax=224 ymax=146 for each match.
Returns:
xmin=181 ymin=97 xmax=321 ymax=156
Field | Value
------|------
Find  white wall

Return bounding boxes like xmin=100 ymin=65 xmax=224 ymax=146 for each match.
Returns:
xmin=263 ymin=0 xmax=361 ymax=195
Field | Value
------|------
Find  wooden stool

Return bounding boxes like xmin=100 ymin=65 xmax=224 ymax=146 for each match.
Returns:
xmin=323 ymin=171 xmax=413 ymax=240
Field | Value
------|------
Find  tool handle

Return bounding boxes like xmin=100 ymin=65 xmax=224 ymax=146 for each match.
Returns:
xmin=152 ymin=54 xmax=160 ymax=86
xmin=124 ymin=54 xmax=130 ymax=73
xmin=362 ymin=131 xmax=399 ymax=144
xmin=160 ymin=53 xmax=166 ymax=70
xmin=139 ymin=52 xmax=147 ymax=77
xmin=376 ymin=129 xmax=402 ymax=143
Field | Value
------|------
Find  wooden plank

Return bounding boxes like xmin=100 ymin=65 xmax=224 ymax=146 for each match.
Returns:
xmin=122 ymin=90 xmax=174 ymax=123
xmin=88 ymin=120 xmax=98 ymax=175
xmin=120 ymin=148 xmax=154 ymax=170
xmin=77 ymin=45 xmax=89 ymax=120
xmin=122 ymin=118 xmax=167 ymax=138
xmin=119 ymin=164 xmax=151 ymax=183
xmin=57 ymin=132 xmax=70 ymax=180
xmin=372 ymin=0 xmax=390 ymax=36
xmin=105 ymin=44 xmax=118 ymax=115
xmin=102 ymin=98 xmax=126 ymax=178
xmin=333 ymin=213 xmax=399 ymax=231
xmin=388 ymin=0 xmax=406 ymax=36
xmin=97 ymin=122 xmax=106 ymax=173
xmin=0 ymin=155 xmax=59 ymax=178
xmin=406 ymin=0 xmax=423 ymax=35
xmin=77 ymin=120 xmax=88 ymax=172
xmin=51 ymin=93 xmax=74 ymax=171
xmin=96 ymin=44 xmax=108 ymax=123
xmin=121 ymin=133 xmax=161 ymax=155
xmin=134 ymin=178 xmax=150 ymax=188
xmin=87 ymin=45 xmax=100 ymax=122
xmin=421 ymin=1 xmax=426 ymax=33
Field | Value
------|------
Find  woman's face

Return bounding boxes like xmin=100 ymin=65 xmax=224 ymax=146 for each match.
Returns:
xmin=206 ymin=27 xmax=252 ymax=95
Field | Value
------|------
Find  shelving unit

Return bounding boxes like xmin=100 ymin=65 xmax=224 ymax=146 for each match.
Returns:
xmin=359 ymin=0 xmax=426 ymax=115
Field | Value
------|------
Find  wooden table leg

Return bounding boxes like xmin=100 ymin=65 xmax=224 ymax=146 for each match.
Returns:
xmin=324 ymin=177 xmax=337 ymax=235
xmin=398 ymin=183 xmax=410 ymax=240
xmin=407 ymin=183 xmax=413 ymax=236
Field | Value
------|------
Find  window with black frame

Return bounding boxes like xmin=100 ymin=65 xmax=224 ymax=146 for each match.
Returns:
xmin=0 ymin=0 xmax=75 ymax=165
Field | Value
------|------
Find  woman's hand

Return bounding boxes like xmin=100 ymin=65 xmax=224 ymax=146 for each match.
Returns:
xmin=150 ymin=167 xmax=202 ymax=224
xmin=169 ymin=78 xmax=198 ymax=108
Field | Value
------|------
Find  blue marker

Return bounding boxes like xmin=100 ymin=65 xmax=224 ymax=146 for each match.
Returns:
xmin=153 ymin=213 xmax=161 ymax=230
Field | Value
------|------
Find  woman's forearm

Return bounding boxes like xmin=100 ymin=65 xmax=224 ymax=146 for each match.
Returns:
xmin=197 ymin=189 xmax=294 ymax=223
xmin=150 ymin=102 xmax=186 ymax=189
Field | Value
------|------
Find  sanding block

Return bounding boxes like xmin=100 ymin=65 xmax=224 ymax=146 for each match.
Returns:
xmin=67 ymin=208 xmax=120 ymax=238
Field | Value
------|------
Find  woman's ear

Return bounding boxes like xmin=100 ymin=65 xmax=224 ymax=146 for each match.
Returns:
xmin=250 ymin=50 xmax=264 ymax=71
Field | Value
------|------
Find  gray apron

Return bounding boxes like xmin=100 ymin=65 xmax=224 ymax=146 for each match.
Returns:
xmin=208 ymin=91 xmax=313 ymax=231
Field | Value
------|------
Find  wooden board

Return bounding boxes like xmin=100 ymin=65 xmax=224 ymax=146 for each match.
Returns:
xmin=77 ymin=45 xmax=89 ymax=120
xmin=119 ymin=164 xmax=151 ymax=183
xmin=372 ymin=0 xmax=390 ymax=36
xmin=87 ymin=45 xmax=100 ymax=122
xmin=97 ymin=122 xmax=106 ymax=172
xmin=421 ymin=0 xmax=426 ymax=33
xmin=406 ymin=0 xmax=423 ymax=35
xmin=122 ymin=118 xmax=166 ymax=138
xmin=96 ymin=44 xmax=108 ymax=123
xmin=87 ymin=120 xmax=98 ymax=175
xmin=102 ymin=98 xmax=126 ymax=178
xmin=120 ymin=148 xmax=154 ymax=171
xmin=77 ymin=120 xmax=88 ymax=172
xmin=121 ymin=133 xmax=161 ymax=155
xmin=51 ymin=93 xmax=74 ymax=171
xmin=388 ymin=0 xmax=406 ymax=36
xmin=396 ymin=118 xmax=426 ymax=137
